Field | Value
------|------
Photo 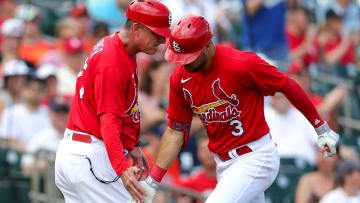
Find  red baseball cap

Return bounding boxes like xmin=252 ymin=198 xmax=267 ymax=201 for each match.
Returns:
xmin=126 ymin=0 xmax=171 ymax=38
xmin=165 ymin=14 xmax=213 ymax=65
xmin=64 ymin=37 xmax=83 ymax=54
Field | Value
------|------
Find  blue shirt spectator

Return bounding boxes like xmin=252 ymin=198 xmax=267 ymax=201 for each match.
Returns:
xmin=240 ymin=0 xmax=289 ymax=70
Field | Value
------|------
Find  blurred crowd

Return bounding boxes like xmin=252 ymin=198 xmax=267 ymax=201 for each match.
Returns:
xmin=0 ymin=0 xmax=360 ymax=202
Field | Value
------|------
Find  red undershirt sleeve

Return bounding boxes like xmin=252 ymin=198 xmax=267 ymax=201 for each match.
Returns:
xmin=280 ymin=77 xmax=325 ymax=128
xmin=100 ymin=112 xmax=129 ymax=176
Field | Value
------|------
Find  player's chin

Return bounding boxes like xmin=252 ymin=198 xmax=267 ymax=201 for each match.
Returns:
xmin=143 ymin=46 xmax=158 ymax=55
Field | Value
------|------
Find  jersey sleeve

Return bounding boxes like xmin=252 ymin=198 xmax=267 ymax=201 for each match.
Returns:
xmin=244 ymin=52 xmax=288 ymax=96
xmin=94 ymin=66 xmax=128 ymax=117
xmin=167 ymin=70 xmax=193 ymax=125
xmin=167 ymin=70 xmax=193 ymax=147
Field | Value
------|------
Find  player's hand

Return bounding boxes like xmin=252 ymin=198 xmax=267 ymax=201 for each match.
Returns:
xmin=120 ymin=166 xmax=146 ymax=202
xmin=315 ymin=122 xmax=339 ymax=157
xmin=130 ymin=147 xmax=150 ymax=180
xmin=127 ymin=176 xmax=159 ymax=203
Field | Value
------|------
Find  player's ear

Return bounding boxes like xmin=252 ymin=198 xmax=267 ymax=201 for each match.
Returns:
xmin=204 ymin=41 xmax=212 ymax=54
xmin=131 ymin=23 xmax=142 ymax=36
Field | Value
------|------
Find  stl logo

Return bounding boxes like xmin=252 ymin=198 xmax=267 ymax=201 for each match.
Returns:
xmin=172 ymin=41 xmax=181 ymax=53
xmin=168 ymin=13 xmax=172 ymax=25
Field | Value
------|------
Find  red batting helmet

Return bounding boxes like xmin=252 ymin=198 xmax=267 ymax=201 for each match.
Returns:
xmin=165 ymin=14 xmax=213 ymax=65
xmin=126 ymin=0 xmax=171 ymax=37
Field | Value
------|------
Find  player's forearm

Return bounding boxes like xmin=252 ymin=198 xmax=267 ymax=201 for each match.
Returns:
xmin=100 ymin=112 xmax=129 ymax=176
xmin=155 ymin=127 xmax=184 ymax=170
xmin=280 ymin=78 xmax=324 ymax=128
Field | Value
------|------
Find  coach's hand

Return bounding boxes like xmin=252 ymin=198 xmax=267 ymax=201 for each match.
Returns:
xmin=127 ymin=176 xmax=159 ymax=203
xmin=130 ymin=147 xmax=150 ymax=180
xmin=121 ymin=166 xmax=145 ymax=202
xmin=316 ymin=122 xmax=339 ymax=157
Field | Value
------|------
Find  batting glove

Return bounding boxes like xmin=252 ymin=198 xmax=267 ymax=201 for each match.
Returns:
xmin=127 ymin=176 xmax=159 ymax=203
xmin=315 ymin=122 xmax=339 ymax=157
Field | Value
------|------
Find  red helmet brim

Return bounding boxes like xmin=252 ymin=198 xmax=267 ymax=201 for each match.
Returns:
xmin=146 ymin=25 xmax=171 ymax=38
xmin=164 ymin=44 xmax=203 ymax=65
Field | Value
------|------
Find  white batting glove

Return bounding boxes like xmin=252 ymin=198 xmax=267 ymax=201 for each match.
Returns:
xmin=127 ymin=176 xmax=159 ymax=203
xmin=315 ymin=122 xmax=339 ymax=157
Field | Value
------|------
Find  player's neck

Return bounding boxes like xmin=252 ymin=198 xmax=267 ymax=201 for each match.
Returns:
xmin=118 ymin=30 xmax=139 ymax=58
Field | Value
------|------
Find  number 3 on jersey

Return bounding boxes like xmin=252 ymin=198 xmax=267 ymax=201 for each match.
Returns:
xmin=230 ymin=120 xmax=243 ymax=136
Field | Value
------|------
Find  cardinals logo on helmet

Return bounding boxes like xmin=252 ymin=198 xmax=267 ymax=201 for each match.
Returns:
xmin=172 ymin=41 xmax=181 ymax=53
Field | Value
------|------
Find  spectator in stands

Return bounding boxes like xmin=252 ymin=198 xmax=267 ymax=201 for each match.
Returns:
xmin=295 ymin=150 xmax=339 ymax=203
xmin=139 ymin=61 xmax=174 ymax=132
xmin=0 ymin=0 xmax=17 ymax=47
xmin=288 ymin=62 xmax=347 ymax=131
xmin=0 ymin=18 xmax=24 ymax=65
xmin=162 ymin=0 xmax=218 ymax=35
xmin=240 ymin=0 xmax=289 ymax=71
xmin=320 ymin=160 xmax=360 ymax=202
xmin=0 ymin=60 xmax=29 ymax=113
xmin=21 ymin=97 xmax=69 ymax=176
xmin=39 ymin=17 xmax=81 ymax=68
xmin=83 ymin=21 xmax=109 ymax=54
xmin=16 ymin=4 xmax=52 ymax=67
xmin=36 ymin=63 xmax=58 ymax=106
xmin=173 ymin=133 xmax=217 ymax=203
xmin=57 ymin=36 xmax=85 ymax=97
xmin=316 ymin=9 xmax=357 ymax=73
xmin=69 ymin=5 xmax=91 ymax=40
xmin=286 ymin=7 xmax=318 ymax=67
xmin=0 ymin=75 xmax=51 ymax=151
xmin=54 ymin=17 xmax=81 ymax=52
xmin=265 ymin=93 xmax=318 ymax=165
xmin=317 ymin=0 xmax=360 ymax=35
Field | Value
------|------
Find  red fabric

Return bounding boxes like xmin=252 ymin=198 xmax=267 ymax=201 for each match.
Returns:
xmin=67 ymin=33 xmax=140 ymax=152
xmin=19 ymin=39 xmax=52 ymax=65
xmin=72 ymin=133 xmax=92 ymax=143
xmin=100 ymin=113 xmax=129 ymax=176
xmin=280 ymin=78 xmax=324 ymax=128
xmin=167 ymin=45 xmax=288 ymax=154
xmin=173 ymin=169 xmax=217 ymax=193
xmin=218 ymin=145 xmax=252 ymax=161
xmin=285 ymin=30 xmax=318 ymax=66
xmin=324 ymin=35 xmax=356 ymax=65
xmin=150 ymin=164 xmax=167 ymax=183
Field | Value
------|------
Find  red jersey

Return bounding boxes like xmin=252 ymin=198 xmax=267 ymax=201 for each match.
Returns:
xmin=173 ymin=169 xmax=217 ymax=193
xmin=67 ymin=33 xmax=140 ymax=150
xmin=323 ymin=36 xmax=356 ymax=65
xmin=285 ymin=30 xmax=318 ymax=66
xmin=167 ymin=45 xmax=288 ymax=154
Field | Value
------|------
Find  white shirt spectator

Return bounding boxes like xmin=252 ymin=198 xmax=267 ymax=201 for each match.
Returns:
xmin=21 ymin=125 xmax=61 ymax=167
xmin=162 ymin=0 xmax=218 ymax=36
xmin=265 ymin=106 xmax=318 ymax=165
xmin=57 ymin=65 xmax=76 ymax=96
xmin=0 ymin=104 xmax=51 ymax=145
xmin=320 ymin=188 xmax=360 ymax=203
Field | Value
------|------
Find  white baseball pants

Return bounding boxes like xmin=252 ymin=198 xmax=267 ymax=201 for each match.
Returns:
xmin=55 ymin=129 xmax=131 ymax=203
xmin=206 ymin=134 xmax=280 ymax=203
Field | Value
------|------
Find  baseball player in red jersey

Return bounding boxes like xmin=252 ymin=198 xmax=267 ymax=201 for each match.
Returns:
xmin=131 ymin=15 xmax=340 ymax=203
xmin=54 ymin=1 xmax=171 ymax=202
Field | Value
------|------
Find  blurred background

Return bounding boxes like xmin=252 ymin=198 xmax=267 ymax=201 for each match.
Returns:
xmin=0 ymin=0 xmax=359 ymax=202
